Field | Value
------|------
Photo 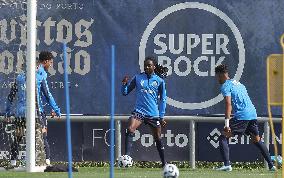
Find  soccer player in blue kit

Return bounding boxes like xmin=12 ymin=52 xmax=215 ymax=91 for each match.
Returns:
xmin=5 ymin=72 xmax=27 ymax=167
xmin=36 ymin=51 xmax=61 ymax=165
xmin=122 ymin=56 xmax=168 ymax=167
xmin=214 ymin=64 xmax=275 ymax=171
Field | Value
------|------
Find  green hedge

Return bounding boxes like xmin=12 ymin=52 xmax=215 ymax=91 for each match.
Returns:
xmin=53 ymin=161 xmax=274 ymax=170
xmin=0 ymin=160 xmax=279 ymax=170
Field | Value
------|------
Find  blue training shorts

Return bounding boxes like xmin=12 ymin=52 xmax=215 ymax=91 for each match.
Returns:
xmin=130 ymin=111 xmax=161 ymax=128
xmin=230 ymin=118 xmax=259 ymax=136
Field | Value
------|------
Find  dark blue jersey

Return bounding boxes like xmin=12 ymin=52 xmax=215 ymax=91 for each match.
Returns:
xmin=122 ymin=72 xmax=166 ymax=119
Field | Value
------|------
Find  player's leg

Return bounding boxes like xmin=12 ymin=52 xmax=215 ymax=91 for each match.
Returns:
xmin=10 ymin=130 xmax=20 ymax=166
xmin=216 ymin=118 xmax=246 ymax=171
xmin=42 ymin=129 xmax=50 ymax=165
xmin=150 ymin=122 xmax=166 ymax=167
xmin=217 ymin=130 xmax=232 ymax=171
xmin=10 ymin=117 xmax=25 ymax=167
xmin=10 ymin=118 xmax=19 ymax=167
xmin=218 ymin=120 xmax=237 ymax=168
xmin=247 ymin=120 xmax=275 ymax=170
xmin=41 ymin=112 xmax=51 ymax=165
xmin=218 ymin=134 xmax=230 ymax=167
xmin=125 ymin=115 xmax=142 ymax=156
xmin=35 ymin=122 xmax=46 ymax=166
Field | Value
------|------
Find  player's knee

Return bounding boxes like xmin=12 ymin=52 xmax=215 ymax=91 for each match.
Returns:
xmin=154 ymin=138 xmax=163 ymax=145
xmin=42 ymin=127 xmax=47 ymax=134
xmin=43 ymin=132 xmax=48 ymax=139
xmin=218 ymin=134 xmax=226 ymax=141
xmin=154 ymin=135 xmax=161 ymax=141
xmin=126 ymin=129 xmax=135 ymax=137
xmin=127 ymin=126 xmax=136 ymax=134
xmin=153 ymin=130 xmax=162 ymax=141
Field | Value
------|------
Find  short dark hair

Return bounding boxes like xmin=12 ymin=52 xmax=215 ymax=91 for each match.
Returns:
xmin=215 ymin=64 xmax=228 ymax=74
xmin=38 ymin=51 xmax=53 ymax=62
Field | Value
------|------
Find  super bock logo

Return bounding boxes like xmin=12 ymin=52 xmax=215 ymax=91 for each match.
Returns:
xmin=139 ymin=2 xmax=245 ymax=110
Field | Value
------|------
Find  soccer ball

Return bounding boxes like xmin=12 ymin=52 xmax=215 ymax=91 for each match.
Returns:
xmin=117 ymin=155 xmax=133 ymax=168
xmin=163 ymin=164 xmax=179 ymax=178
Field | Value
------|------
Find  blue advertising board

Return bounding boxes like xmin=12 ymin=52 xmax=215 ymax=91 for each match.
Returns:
xmin=0 ymin=0 xmax=284 ymax=116
xmin=0 ymin=120 xmax=281 ymax=162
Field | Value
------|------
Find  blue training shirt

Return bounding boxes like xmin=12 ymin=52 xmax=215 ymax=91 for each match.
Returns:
xmin=5 ymin=73 xmax=26 ymax=118
xmin=221 ymin=79 xmax=257 ymax=120
xmin=121 ymin=72 xmax=166 ymax=119
xmin=36 ymin=64 xmax=61 ymax=116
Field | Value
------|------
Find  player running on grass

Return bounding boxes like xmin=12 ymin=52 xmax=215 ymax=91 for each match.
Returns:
xmin=214 ymin=64 xmax=275 ymax=171
xmin=36 ymin=51 xmax=61 ymax=165
xmin=122 ymin=56 xmax=168 ymax=167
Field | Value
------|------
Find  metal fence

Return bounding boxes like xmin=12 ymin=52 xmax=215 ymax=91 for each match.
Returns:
xmin=45 ymin=115 xmax=281 ymax=169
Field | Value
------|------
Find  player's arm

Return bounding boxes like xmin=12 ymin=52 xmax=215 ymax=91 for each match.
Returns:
xmin=5 ymin=82 xmax=18 ymax=118
xmin=121 ymin=76 xmax=136 ymax=96
xmin=223 ymin=96 xmax=232 ymax=136
xmin=220 ymin=83 xmax=232 ymax=135
xmin=225 ymin=96 xmax=232 ymax=119
xmin=41 ymin=78 xmax=61 ymax=117
xmin=158 ymin=80 xmax=167 ymax=127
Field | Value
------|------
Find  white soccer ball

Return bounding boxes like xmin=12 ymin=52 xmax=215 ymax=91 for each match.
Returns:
xmin=117 ymin=155 xmax=133 ymax=168
xmin=163 ymin=164 xmax=179 ymax=178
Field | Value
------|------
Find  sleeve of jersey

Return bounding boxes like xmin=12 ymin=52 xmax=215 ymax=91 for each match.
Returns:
xmin=158 ymin=80 xmax=167 ymax=119
xmin=41 ymin=78 xmax=61 ymax=116
xmin=221 ymin=83 xmax=231 ymax=97
xmin=121 ymin=76 xmax=136 ymax=96
xmin=5 ymin=83 xmax=17 ymax=116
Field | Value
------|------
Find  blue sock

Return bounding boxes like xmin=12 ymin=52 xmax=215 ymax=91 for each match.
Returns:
xmin=155 ymin=139 xmax=166 ymax=167
xmin=125 ymin=130 xmax=135 ymax=156
xmin=254 ymin=141 xmax=274 ymax=169
xmin=219 ymin=135 xmax=230 ymax=166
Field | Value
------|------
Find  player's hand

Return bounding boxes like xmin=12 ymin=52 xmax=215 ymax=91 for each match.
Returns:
xmin=55 ymin=108 xmax=61 ymax=118
xmin=160 ymin=119 xmax=167 ymax=128
xmin=122 ymin=76 xmax=130 ymax=85
xmin=51 ymin=110 xmax=61 ymax=120
xmin=51 ymin=110 xmax=56 ymax=118
xmin=42 ymin=127 xmax=47 ymax=133
xmin=223 ymin=126 xmax=232 ymax=138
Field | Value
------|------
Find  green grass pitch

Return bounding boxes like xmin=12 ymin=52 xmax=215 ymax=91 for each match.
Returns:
xmin=0 ymin=167 xmax=279 ymax=178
